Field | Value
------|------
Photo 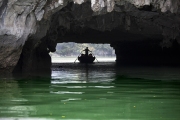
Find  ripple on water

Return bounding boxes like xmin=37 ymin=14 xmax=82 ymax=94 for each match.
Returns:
xmin=0 ymin=63 xmax=180 ymax=119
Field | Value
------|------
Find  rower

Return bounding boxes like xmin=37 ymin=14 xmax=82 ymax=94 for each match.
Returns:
xmin=83 ymin=47 xmax=92 ymax=57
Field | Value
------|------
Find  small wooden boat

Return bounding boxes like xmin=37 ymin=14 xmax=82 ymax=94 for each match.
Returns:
xmin=78 ymin=54 xmax=95 ymax=63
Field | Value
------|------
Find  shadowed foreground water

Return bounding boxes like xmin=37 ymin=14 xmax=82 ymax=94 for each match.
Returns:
xmin=0 ymin=62 xmax=180 ymax=120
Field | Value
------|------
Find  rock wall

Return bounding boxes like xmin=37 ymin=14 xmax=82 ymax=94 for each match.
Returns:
xmin=0 ymin=0 xmax=180 ymax=75
xmin=111 ymin=40 xmax=180 ymax=66
xmin=0 ymin=0 xmax=68 ymax=74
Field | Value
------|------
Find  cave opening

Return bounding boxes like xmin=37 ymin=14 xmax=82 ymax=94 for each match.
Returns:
xmin=50 ymin=42 xmax=116 ymax=63
xmin=7 ymin=0 xmax=180 ymax=76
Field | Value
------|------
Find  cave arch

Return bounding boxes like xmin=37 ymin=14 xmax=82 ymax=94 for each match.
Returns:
xmin=50 ymin=42 xmax=116 ymax=63
xmin=0 ymin=0 xmax=179 ymax=75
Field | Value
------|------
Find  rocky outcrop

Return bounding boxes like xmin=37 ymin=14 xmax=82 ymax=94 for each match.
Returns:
xmin=0 ymin=0 xmax=64 ymax=74
xmin=0 ymin=0 xmax=180 ymax=74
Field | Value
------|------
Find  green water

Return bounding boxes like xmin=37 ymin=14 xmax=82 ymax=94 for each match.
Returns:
xmin=0 ymin=63 xmax=180 ymax=120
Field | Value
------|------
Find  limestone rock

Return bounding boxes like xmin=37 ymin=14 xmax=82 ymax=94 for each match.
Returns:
xmin=0 ymin=0 xmax=180 ymax=74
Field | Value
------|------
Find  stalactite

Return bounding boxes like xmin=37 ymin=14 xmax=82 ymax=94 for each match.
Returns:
xmin=92 ymin=0 xmax=101 ymax=12
xmin=107 ymin=0 xmax=115 ymax=12
xmin=125 ymin=15 xmax=131 ymax=30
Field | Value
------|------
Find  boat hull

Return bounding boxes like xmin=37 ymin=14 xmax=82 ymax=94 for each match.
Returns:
xmin=78 ymin=56 xmax=95 ymax=63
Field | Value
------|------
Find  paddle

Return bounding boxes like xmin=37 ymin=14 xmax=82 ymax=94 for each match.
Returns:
xmin=74 ymin=51 xmax=83 ymax=63
xmin=90 ymin=52 xmax=99 ymax=63
xmin=95 ymin=57 xmax=99 ymax=63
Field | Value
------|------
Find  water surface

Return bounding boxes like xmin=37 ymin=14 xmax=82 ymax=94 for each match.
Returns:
xmin=0 ymin=62 xmax=180 ymax=120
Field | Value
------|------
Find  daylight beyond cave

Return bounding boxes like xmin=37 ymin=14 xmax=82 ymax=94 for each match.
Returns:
xmin=53 ymin=43 xmax=115 ymax=57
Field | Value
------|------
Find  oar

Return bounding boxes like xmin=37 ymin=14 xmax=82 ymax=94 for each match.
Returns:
xmin=95 ymin=57 xmax=99 ymax=63
xmin=74 ymin=51 xmax=83 ymax=63
xmin=74 ymin=57 xmax=78 ymax=63
xmin=91 ymin=52 xmax=99 ymax=63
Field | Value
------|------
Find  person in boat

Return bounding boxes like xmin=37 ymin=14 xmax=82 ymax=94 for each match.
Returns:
xmin=89 ymin=53 xmax=92 ymax=57
xmin=81 ymin=54 xmax=85 ymax=57
xmin=83 ymin=47 xmax=92 ymax=57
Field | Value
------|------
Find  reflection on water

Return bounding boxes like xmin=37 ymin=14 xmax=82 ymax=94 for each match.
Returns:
xmin=51 ymin=57 xmax=116 ymax=63
xmin=0 ymin=62 xmax=180 ymax=120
